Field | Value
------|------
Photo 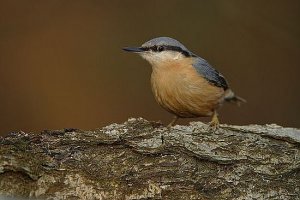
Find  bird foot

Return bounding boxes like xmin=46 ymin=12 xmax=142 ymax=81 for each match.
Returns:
xmin=208 ymin=120 xmax=219 ymax=132
xmin=167 ymin=116 xmax=179 ymax=128
xmin=208 ymin=111 xmax=220 ymax=132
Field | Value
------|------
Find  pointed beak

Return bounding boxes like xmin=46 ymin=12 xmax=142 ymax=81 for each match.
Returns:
xmin=122 ymin=47 xmax=145 ymax=53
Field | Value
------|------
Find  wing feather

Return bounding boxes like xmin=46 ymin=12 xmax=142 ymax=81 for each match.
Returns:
xmin=192 ymin=58 xmax=228 ymax=90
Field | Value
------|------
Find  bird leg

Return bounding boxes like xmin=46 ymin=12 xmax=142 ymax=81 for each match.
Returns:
xmin=209 ymin=111 xmax=219 ymax=131
xmin=167 ymin=116 xmax=179 ymax=128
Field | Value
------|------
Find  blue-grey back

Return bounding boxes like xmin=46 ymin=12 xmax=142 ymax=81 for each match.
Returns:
xmin=192 ymin=57 xmax=228 ymax=90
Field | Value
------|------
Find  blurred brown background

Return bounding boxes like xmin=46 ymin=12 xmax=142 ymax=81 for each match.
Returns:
xmin=0 ymin=0 xmax=299 ymax=135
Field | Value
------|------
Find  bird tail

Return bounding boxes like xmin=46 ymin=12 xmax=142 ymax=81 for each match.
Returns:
xmin=224 ymin=89 xmax=246 ymax=106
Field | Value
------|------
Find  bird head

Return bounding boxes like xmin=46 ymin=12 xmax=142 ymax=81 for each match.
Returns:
xmin=123 ymin=37 xmax=196 ymax=66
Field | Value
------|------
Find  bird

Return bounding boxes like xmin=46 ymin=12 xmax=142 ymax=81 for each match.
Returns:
xmin=123 ymin=37 xmax=245 ymax=129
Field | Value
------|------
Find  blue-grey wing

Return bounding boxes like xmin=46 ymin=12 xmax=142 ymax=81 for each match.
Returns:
xmin=192 ymin=57 xmax=228 ymax=90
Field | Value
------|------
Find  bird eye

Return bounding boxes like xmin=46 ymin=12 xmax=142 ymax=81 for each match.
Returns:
xmin=157 ymin=46 xmax=164 ymax=52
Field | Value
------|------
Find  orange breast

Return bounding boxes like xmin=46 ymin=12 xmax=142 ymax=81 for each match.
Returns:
xmin=151 ymin=58 xmax=225 ymax=118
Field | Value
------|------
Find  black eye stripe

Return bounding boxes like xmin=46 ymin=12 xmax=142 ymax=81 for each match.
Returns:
xmin=142 ymin=45 xmax=193 ymax=57
xmin=157 ymin=46 xmax=164 ymax=51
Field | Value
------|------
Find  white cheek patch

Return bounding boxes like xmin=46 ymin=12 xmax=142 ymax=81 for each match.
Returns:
xmin=140 ymin=51 xmax=183 ymax=64
xmin=173 ymin=52 xmax=182 ymax=60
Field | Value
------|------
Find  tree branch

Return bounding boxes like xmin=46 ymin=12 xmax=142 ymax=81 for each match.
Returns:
xmin=0 ymin=118 xmax=299 ymax=199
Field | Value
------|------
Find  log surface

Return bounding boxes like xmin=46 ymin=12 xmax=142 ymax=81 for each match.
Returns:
xmin=0 ymin=118 xmax=299 ymax=199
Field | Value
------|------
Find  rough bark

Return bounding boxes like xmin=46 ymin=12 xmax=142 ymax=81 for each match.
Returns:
xmin=0 ymin=118 xmax=299 ymax=200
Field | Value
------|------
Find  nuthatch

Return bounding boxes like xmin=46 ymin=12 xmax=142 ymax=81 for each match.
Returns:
xmin=123 ymin=37 xmax=245 ymax=129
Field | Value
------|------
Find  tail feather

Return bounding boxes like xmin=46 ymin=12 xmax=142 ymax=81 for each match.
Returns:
xmin=224 ymin=89 xmax=246 ymax=106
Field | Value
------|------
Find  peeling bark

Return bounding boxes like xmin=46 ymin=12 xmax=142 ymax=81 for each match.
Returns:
xmin=0 ymin=118 xmax=299 ymax=200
